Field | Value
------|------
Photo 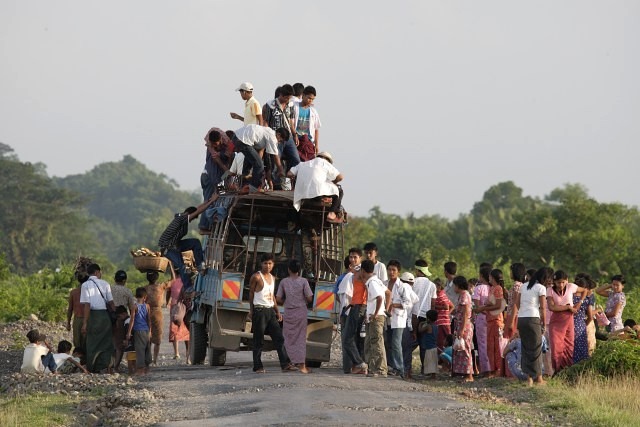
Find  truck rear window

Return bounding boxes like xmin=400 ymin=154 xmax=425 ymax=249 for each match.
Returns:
xmin=242 ymin=236 xmax=283 ymax=254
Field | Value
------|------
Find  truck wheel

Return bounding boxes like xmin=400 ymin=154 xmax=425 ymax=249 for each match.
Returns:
xmin=190 ymin=321 xmax=208 ymax=365
xmin=208 ymin=349 xmax=227 ymax=366
xmin=306 ymin=360 xmax=322 ymax=368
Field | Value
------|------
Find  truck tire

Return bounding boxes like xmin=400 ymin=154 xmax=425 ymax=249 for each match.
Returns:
xmin=208 ymin=349 xmax=227 ymax=366
xmin=306 ymin=360 xmax=322 ymax=368
xmin=190 ymin=321 xmax=208 ymax=365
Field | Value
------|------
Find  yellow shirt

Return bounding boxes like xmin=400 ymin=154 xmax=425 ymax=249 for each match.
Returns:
xmin=244 ymin=97 xmax=261 ymax=124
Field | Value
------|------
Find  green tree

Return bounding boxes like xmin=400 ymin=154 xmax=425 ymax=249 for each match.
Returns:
xmin=0 ymin=146 xmax=92 ymax=273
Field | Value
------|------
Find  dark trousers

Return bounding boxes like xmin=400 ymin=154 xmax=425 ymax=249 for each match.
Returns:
xmin=340 ymin=315 xmax=352 ymax=373
xmin=165 ymin=238 xmax=204 ymax=289
xmin=252 ymin=307 xmax=290 ymax=371
xmin=235 ymin=141 xmax=264 ymax=189
xmin=342 ymin=304 xmax=366 ymax=366
xmin=402 ymin=327 xmax=418 ymax=375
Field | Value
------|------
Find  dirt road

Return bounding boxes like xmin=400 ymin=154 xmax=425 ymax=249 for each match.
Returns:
xmin=138 ymin=309 xmax=523 ymax=426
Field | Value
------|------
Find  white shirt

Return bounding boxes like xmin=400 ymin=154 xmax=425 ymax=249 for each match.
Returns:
xmin=444 ymin=278 xmax=459 ymax=308
xmin=21 ymin=343 xmax=48 ymax=374
xmin=389 ymin=279 xmax=419 ymax=329
xmin=415 ymin=277 xmax=437 ymax=318
xmin=230 ymin=152 xmax=245 ymax=175
xmin=373 ymin=261 xmax=388 ymax=282
xmin=44 ymin=353 xmax=72 ymax=373
xmin=234 ymin=124 xmax=279 ymax=155
xmin=80 ymin=276 xmax=113 ymax=310
xmin=289 ymin=157 xmax=340 ymax=211
xmin=337 ymin=272 xmax=354 ymax=314
xmin=518 ymin=282 xmax=547 ymax=318
xmin=365 ymin=276 xmax=386 ymax=317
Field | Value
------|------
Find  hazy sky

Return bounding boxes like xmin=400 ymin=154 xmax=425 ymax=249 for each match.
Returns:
xmin=2 ymin=1 xmax=639 ymax=218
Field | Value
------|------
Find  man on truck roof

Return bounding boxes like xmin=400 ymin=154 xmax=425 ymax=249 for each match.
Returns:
xmin=287 ymin=151 xmax=343 ymax=223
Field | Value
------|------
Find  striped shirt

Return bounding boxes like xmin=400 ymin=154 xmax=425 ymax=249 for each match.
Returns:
xmin=158 ymin=213 xmax=189 ymax=249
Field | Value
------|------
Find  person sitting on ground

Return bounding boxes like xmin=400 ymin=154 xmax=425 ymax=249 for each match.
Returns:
xmin=287 ymin=151 xmax=344 ymax=223
xmin=58 ymin=347 xmax=88 ymax=374
xmin=230 ymin=124 xmax=286 ymax=192
xmin=439 ymin=334 xmax=454 ymax=372
xmin=21 ymin=329 xmax=56 ymax=374
xmin=158 ymin=195 xmax=218 ymax=289
xmin=51 ymin=340 xmax=89 ymax=374
xmin=502 ymin=332 xmax=548 ymax=381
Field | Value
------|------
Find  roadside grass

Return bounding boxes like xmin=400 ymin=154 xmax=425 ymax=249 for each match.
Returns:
xmin=417 ymin=370 xmax=640 ymax=427
xmin=0 ymin=393 xmax=78 ymax=427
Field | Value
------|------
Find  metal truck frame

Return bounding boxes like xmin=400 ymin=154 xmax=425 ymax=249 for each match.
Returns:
xmin=189 ymin=190 xmax=343 ymax=367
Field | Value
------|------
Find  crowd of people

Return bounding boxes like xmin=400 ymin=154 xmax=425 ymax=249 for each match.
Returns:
xmin=333 ymin=245 xmax=633 ymax=384
xmin=22 ymin=263 xmax=192 ymax=375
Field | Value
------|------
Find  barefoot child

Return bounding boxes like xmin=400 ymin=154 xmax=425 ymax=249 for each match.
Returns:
xmin=126 ymin=287 xmax=152 ymax=375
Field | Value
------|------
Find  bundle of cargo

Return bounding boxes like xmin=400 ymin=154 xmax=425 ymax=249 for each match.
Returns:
xmin=130 ymin=247 xmax=169 ymax=273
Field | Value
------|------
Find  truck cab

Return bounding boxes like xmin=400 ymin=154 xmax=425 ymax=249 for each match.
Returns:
xmin=189 ymin=190 xmax=344 ymax=367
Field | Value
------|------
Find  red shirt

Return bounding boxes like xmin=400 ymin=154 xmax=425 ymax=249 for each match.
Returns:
xmin=435 ymin=290 xmax=451 ymax=326
xmin=351 ymin=277 xmax=367 ymax=305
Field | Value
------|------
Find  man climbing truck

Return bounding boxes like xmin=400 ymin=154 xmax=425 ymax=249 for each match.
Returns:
xmin=189 ymin=190 xmax=344 ymax=367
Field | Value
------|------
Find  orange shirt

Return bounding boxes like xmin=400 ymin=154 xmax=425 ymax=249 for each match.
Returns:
xmin=351 ymin=277 xmax=367 ymax=305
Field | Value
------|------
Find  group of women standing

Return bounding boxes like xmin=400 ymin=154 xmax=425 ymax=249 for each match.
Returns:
xmin=450 ymin=265 xmax=627 ymax=385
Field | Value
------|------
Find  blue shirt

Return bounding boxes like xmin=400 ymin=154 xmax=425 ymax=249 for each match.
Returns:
xmin=133 ymin=303 xmax=150 ymax=332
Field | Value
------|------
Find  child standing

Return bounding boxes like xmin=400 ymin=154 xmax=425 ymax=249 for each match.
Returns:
xmin=596 ymin=275 xmax=627 ymax=333
xmin=434 ymin=279 xmax=454 ymax=353
xmin=420 ymin=310 xmax=439 ymax=379
xmin=126 ymin=287 xmax=152 ymax=375
xmin=21 ymin=329 xmax=56 ymax=374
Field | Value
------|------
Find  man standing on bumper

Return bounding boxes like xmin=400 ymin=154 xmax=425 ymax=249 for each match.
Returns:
xmin=248 ymin=253 xmax=297 ymax=373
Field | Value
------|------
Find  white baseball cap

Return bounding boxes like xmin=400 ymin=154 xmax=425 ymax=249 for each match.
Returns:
xmin=236 ymin=82 xmax=254 ymax=91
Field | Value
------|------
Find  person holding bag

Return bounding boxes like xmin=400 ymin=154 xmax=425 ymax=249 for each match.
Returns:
xmin=168 ymin=275 xmax=190 ymax=362
xmin=80 ymin=263 xmax=116 ymax=373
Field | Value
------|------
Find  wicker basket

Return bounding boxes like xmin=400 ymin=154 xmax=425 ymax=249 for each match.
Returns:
xmin=132 ymin=256 xmax=169 ymax=273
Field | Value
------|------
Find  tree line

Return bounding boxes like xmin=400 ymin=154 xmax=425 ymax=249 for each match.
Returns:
xmin=2 ymin=142 xmax=639 ymax=294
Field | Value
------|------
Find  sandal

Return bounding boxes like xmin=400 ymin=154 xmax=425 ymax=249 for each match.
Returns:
xmin=282 ymin=364 xmax=299 ymax=372
xmin=254 ymin=368 xmax=266 ymax=374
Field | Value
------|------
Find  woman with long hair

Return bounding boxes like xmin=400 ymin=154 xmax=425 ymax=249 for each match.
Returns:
xmin=478 ymin=269 xmax=507 ymax=377
xmin=547 ymin=270 xmax=588 ymax=372
xmin=572 ymin=274 xmax=595 ymax=363
xmin=515 ymin=267 xmax=551 ymax=385
xmin=452 ymin=276 xmax=474 ymax=382
xmin=504 ymin=263 xmax=526 ymax=339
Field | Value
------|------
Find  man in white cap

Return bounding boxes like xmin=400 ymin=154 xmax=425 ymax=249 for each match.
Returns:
xmin=287 ymin=151 xmax=343 ymax=223
xmin=410 ymin=259 xmax=437 ymax=376
xmin=230 ymin=82 xmax=264 ymax=126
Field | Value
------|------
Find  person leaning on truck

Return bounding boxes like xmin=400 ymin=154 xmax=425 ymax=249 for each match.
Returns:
xmin=248 ymin=253 xmax=298 ymax=373
xmin=158 ymin=194 xmax=218 ymax=289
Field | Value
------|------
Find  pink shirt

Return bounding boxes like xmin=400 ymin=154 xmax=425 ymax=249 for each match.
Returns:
xmin=546 ymin=282 xmax=578 ymax=307
xmin=472 ymin=283 xmax=490 ymax=317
